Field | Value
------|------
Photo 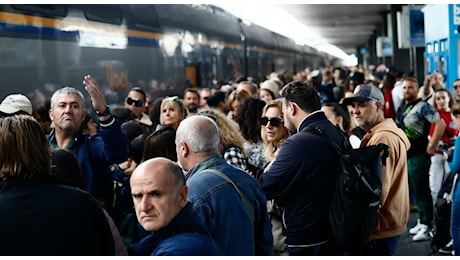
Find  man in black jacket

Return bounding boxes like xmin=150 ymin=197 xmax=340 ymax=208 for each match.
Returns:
xmin=259 ymin=80 xmax=342 ymax=256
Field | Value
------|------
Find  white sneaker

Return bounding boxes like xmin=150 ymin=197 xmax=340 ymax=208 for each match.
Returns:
xmin=412 ymin=224 xmax=430 ymax=242
xmin=438 ymin=239 xmax=454 ymax=255
xmin=409 ymin=219 xmax=421 ymax=235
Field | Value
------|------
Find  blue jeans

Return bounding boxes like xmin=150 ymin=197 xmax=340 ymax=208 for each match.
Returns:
xmin=368 ymin=235 xmax=401 ymax=256
xmin=287 ymin=245 xmax=321 ymax=256
xmin=451 ymin=179 xmax=460 ymax=255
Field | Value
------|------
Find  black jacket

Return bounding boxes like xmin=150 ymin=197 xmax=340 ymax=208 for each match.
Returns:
xmin=259 ymin=111 xmax=342 ymax=246
xmin=0 ymin=175 xmax=115 ymax=255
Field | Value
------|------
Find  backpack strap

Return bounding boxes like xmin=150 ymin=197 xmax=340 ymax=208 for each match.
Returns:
xmin=302 ymin=125 xmax=344 ymax=154
xmin=202 ymin=169 xmax=255 ymax=223
xmin=423 ymin=93 xmax=433 ymax=103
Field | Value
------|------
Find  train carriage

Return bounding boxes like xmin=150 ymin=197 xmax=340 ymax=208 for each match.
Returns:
xmin=0 ymin=4 xmax=341 ymax=106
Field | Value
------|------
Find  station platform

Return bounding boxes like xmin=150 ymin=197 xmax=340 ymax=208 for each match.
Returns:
xmin=396 ymin=211 xmax=446 ymax=256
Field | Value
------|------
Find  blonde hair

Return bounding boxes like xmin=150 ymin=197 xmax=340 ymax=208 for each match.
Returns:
xmin=261 ymin=100 xmax=289 ymax=161
xmin=197 ymin=107 xmax=246 ymax=157
xmin=0 ymin=115 xmax=51 ymax=180
xmin=160 ymin=96 xmax=188 ymax=128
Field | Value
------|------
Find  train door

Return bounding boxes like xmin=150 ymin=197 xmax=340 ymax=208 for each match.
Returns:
xmin=424 ymin=4 xmax=460 ymax=88
xmin=185 ymin=63 xmax=199 ymax=88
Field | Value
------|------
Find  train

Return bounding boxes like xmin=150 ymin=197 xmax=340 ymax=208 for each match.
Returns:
xmin=0 ymin=4 xmax=344 ymax=107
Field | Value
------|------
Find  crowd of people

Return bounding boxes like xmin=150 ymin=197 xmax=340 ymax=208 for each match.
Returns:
xmin=1 ymin=64 xmax=460 ymax=256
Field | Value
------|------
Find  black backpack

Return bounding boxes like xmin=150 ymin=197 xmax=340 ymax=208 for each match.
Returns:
xmin=304 ymin=125 xmax=388 ymax=254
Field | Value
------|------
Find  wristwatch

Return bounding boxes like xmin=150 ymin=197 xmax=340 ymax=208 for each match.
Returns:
xmin=95 ymin=105 xmax=111 ymax=117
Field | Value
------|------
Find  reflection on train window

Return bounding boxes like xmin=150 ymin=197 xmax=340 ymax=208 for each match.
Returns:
xmin=83 ymin=4 xmax=122 ymax=25
xmin=128 ymin=5 xmax=160 ymax=31
xmin=11 ymin=4 xmax=67 ymax=17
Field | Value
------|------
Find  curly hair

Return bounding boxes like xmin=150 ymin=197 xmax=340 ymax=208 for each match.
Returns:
xmin=197 ymin=107 xmax=246 ymax=157
xmin=234 ymin=98 xmax=266 ymax=143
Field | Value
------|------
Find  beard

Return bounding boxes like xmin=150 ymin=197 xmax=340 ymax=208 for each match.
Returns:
xmin=187 ymin=104 xmax=198 ymax=113
xmin=285 ymin=117 xmax=297 ymax=135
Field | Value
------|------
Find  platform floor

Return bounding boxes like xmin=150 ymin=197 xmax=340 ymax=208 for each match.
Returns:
xmin=395 ymin=211 xmax=446 ymax=256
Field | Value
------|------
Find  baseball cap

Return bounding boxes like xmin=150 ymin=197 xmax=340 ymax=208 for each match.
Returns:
xmin=342 ymin=84 xmax=384 ymax=105
xmin=0 ymin=94 xmax=33 ymax=115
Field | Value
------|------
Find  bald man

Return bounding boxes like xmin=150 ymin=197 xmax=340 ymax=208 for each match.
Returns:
xmin=176 ymin=115 xmax=273 ymax=255
xmin=128 ymin=157 xmax=219 ymax=256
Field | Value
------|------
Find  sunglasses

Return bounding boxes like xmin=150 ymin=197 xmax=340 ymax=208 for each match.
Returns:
xmin=126 ymin=97 xmax=144 ymax=107
xmin=454 ymin=85 xmax=460 ymax=90
xmin=260 ymin=116 xmax=283 ymax=127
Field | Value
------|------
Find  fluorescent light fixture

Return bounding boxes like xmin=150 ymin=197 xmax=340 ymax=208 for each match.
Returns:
xmin=213 ymin=4 xmax=357 ymax=66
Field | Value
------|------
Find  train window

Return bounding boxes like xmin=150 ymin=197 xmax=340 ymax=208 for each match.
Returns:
xmin=128 ymin=5 xmax=160 ymax=31
xmin=440 ymin=39 xmax=447 ymax=52
xmin=11 ymin=4 xmax=67 ymax=17
xmin=83 ymin=5 xmax=122 ymax=25
xmin=426 ymin=43 xmax=432 ymax=54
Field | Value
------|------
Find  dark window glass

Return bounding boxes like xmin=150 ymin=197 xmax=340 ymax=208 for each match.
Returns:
xmin=84 ymin=5 xmax=122 ymax=25
xmin=11 ymin=4 xmax=67 ymax=17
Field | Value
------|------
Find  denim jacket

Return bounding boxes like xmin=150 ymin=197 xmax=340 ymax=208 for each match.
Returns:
xmin=185 ymin=155 xmax=273 ymax=256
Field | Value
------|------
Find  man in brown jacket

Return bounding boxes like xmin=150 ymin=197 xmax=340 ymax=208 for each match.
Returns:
xmin=343 ymin=84 xmax=411 ymax=255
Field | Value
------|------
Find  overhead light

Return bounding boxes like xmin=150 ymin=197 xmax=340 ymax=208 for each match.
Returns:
xmin=213 ymin=4 xmax=357 ymax=66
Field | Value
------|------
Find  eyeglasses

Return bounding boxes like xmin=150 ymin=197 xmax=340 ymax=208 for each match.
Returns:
xmin=126 ymin=97 xmax=144 ymax=107
xmin=454 ymin=85 xmax=460 ymax=90
xmin=260 ymin=116 xmax=283 ymax=127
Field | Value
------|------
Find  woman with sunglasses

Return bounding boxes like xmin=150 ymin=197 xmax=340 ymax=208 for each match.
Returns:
xmin=260 ymin=99 xmax=290 ymax=256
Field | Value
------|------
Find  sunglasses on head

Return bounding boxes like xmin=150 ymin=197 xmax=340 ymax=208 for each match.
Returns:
xmin=126 ymin=97 xmax=144 ymax=107
xmin=164 ymin=96 xmax=181 ymax=102
xmin=260 ymin=116 xmax=283 ymax=127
